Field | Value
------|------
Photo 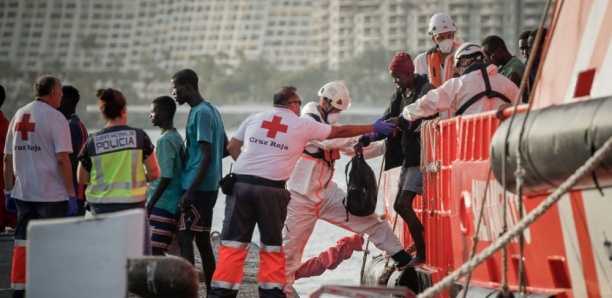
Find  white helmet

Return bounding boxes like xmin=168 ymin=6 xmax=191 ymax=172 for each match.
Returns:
xmin=318 ymin=81 xmax=351 ymax=111
xmin=454 ymin=42 xmax=485 ymax=68
xmin=428 ymin=13 xmax=456 ymax=36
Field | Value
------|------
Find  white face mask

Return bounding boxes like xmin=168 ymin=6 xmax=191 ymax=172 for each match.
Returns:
xmin=327 ymin=113 xmax=341 ymax=125
xmin=438 ymin=39 xmax=453 ymax=54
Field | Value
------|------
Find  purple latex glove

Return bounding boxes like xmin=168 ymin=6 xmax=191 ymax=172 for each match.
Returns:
xmin=67 ymin=196 xmax=78 ymax=216
xmin=373 ymin=118 xmax=396 ymax=136
xmin=363 ymin=132 xmax=377 ymax=142
xmin=5 ymin=192 xmax=16 ymax=214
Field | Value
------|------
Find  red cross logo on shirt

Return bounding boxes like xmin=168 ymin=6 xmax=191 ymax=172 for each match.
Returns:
xmin=16 ymin=114 xmax=35 ymax=141
xmin=261 ymin=116 xmax=288 ymax=138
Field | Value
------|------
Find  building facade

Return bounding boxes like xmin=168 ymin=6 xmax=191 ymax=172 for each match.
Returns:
xmin=406 ymin=0 xmax=548 ymax=57
xmin=0 ymin=0 xmax=547 ymax=75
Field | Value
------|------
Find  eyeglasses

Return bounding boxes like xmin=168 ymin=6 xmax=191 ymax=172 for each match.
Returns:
xmin=287 ymin=100 xmax=302 ymax=106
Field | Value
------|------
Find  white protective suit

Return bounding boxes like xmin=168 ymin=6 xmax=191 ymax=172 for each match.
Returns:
xmin=283 ymin=102 xmax=403 ymax=292
xmin=403 ymin=64 xmax=519 ymax=121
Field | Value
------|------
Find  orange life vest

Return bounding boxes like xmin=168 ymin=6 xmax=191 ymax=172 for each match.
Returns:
xmin=426 ymin=47 xmax=460 ymax=87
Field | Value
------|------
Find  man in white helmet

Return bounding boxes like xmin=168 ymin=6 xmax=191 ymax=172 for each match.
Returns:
xmin=413 ymin=13 xmax=464 ymax=89
xmin=400 ymin=42 xmax=519 ymax=121
xmin=282 ymin=82 xmax=413 ymax=295
xmin=210 ymin=85 xmax=397 ymax=297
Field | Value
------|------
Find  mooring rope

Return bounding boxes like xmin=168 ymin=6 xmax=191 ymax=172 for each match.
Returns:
xmin=360 ymin=156 xmax=385 ymax=282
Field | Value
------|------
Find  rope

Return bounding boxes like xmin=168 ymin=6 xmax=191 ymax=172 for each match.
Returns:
xmin=516 ymin=155 xmax=527 ymax=296
xmin=417 ymin=137 xmax=612 ymax=298
xmin=422 ymin=119 xmax=441 ymax=221
xmin=460 ymin=167 xmax=493 ymax=298
xmin=382 ymin=213 xmax=400 ymax=269
xmin=500 ymin=135 xmax=510 ymax=297
xmin=511 ymin=0 xmax=556 ymax=295
xmin=360 ymin=156 xmax=386 ymax=282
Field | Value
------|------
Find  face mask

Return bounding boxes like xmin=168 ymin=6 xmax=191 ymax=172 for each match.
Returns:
xmin=438 ymin=39 xmax=453 ymax=54
xmin=327 ymin=113 xmax=341 ymax=125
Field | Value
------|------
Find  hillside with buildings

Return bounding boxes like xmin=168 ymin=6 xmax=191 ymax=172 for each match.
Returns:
xmin=0 ymin=0 xmax=546 ymax=122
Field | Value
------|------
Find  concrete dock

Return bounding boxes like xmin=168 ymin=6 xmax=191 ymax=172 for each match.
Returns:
xmin=0 ymin=230 xmax=297 ymax=298
xmin=1 ymin=232 xmax=12 ymax=298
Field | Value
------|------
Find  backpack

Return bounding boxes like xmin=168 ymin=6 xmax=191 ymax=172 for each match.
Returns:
xmin=343 ymin=154 xmax=378 ymax=219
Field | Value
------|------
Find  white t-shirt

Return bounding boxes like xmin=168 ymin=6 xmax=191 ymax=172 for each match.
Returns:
xmin=5 ymin=101 xmax=72 ymax=202
xmin=414 ymin=52 xmax=428 ymax=75
xmin=233 ymin=107 xmax=331 ymax=181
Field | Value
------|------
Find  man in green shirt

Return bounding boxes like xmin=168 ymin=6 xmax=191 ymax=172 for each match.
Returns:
xmin=482 ymin=35 xmax=525 ymax=88
xmin=147 ymin=95 xmax=184 ymax=256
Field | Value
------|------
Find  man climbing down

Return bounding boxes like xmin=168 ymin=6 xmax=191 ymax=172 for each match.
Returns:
xmin=358 ymin=53 xmax=435 ymax=283
xmin=282 ymin=82 xmax=413 ymax=295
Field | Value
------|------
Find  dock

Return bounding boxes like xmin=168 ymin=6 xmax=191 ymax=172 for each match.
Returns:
xmin=0 ymin=231 xmax=298 ymax=298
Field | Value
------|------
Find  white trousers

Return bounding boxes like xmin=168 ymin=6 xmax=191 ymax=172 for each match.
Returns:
xmin=282 ymin=180 xmax=404 ymax=290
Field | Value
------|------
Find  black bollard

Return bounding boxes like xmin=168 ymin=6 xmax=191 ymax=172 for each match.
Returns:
xmin=128 ymin=256 xmax=199 ymax=298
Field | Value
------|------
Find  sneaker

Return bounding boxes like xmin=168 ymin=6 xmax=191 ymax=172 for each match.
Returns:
xmin=378 ymin=265 xmax=395 ymax=285
xmin=390 ymin=249 xmax=413 ymax=269
xmin=405 ymin=255 xmax=425 ymax=268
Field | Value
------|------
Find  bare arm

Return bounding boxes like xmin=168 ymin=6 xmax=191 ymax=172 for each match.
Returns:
xmin=327 ymin=124 xmax=374 ymax=140
xmin=57 ymin=152 xmax=76 ymax=197
xmin=77 ymin=162 xmax=90 ymax=184
xmin=187 ymin=141 xmax=212 ymax=193
xmin=3 ymin=154 xmax=13 ymax=191
xmin=147 ymin=177 xmax=172 ymax=216
xmin=144 ymin=154 xmax=160 ymax=182
xmin=222 ymin=132 xmax=231 ymax=158
xmin=227 ymin=138 xmax=243 ymax=161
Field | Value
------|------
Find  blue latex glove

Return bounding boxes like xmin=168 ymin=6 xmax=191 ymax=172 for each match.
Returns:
xmin=373 ymin=118 xmax=396 ymax=136
xmin=67 ymin=196 xmax=78 ymax=216
xmin=5 ymin=191 xmax=17 ymax=214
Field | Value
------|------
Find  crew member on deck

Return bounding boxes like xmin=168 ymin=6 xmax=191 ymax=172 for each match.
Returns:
xmin=399 ymin=43 xmax=519 ymax=121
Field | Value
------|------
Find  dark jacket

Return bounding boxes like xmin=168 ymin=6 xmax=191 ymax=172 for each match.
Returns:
xmin=376 ymin=74 xmax=435 ymax=170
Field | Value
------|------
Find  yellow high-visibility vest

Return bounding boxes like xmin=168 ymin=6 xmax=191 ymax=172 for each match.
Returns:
xmin=85 ymin=128 xmax=147 ymax=204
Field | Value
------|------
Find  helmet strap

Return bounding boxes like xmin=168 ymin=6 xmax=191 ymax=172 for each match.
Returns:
xmin=462 ymin=60 xmax=486 ymax=75
xmin=319 ymin=98 xmax=334 ymax=123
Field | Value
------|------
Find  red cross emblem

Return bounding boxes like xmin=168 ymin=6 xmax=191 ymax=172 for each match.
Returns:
xmin=261 ymin=115 xmax=288 ymax=138
xmin=16 ymin=114 xmax=36 ymax=141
